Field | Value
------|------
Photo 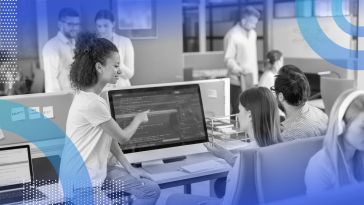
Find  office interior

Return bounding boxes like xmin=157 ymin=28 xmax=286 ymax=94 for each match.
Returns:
xmin=1 ymin=0 xmax=364 ymax=204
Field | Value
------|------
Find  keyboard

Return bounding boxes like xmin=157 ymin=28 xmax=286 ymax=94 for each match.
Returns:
xmin=180 ymin=160 xmax=228 ymax=173
xmin=0 ymin=188 xmax=46 ymax=205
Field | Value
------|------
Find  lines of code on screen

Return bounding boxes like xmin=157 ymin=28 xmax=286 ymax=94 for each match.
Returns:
xmin=110 ymin=86 xmax=207 ymax=152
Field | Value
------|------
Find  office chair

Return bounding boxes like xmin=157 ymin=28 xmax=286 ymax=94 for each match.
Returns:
xmin=255 ymin=136 xmax=324 ymax=204
xmin=320 ymin=77 xmax=356 ymax=115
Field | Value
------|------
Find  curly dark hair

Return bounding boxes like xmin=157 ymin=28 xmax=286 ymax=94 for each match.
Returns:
xmin=70 ymin=32 xmax=118 ymax=90
xmin=274 ymin=65 xmax=310 ymax=107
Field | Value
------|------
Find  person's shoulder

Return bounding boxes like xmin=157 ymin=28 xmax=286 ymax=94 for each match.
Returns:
xmin=75 ymin=91 xmax=107 ymax=108
xmin=259 ymin=71 xmax=275 ymax=88
xmin=225 ymin=25 xmax=240 ymax=36
xmin=305 ymin=149 xmax=334 ymax=193
xmin=43 ymin=35 xmax=62 ymax=51
xmin=307 ymin=104 xmax=328 ymax=121
xmin=306 ymin=149 xmax=333 ymax=180
xmin=308 ymin=149 xmax=327 ymax=167
xmin=310 ymin=104 xmax=328 ymax=115
xmin=114 ymin=33 xmax=132 ymax=43
xmin=261 ymin=70 xmax=274 ymax=79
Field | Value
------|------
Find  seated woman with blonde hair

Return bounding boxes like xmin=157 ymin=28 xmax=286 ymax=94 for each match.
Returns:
xmin=305 ymin=89 xmax=364 ymax=194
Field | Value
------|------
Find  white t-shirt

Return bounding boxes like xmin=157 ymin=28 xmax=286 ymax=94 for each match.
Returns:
xmin=61 ymin=91 xmax=113 ymax=187
xmin=258 ymin=70 xmax=276 ymax=89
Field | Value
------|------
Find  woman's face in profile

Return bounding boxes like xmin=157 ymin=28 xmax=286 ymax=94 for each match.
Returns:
xmin=238 ymin=103 xmax=251 ymax=132
xmin=345 ymin=112 xmax=364 ymax=151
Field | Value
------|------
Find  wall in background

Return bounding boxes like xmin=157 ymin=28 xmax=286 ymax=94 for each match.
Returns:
xmin=131 ymin=0 xmax=183 ymax=85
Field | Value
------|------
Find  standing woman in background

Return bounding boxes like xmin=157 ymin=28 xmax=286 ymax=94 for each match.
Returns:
xmin=258 ymin=50 xmax=283 ymax=89
xmin=305 ymin=89 xmax=364 ymax=194
xmin=95 ymin=9 xmax=134 ymax=88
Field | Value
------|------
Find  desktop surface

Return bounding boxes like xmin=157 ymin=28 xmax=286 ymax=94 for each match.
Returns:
xmin=142 ymin=152 xmax=230 ymax=184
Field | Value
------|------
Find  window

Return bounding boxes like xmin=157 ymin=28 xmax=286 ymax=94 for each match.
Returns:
xmin=183 ymin=0 xmax=264 ymax=53
xmin=183 ymin=0 xmax=200 ymax=52
xmin=273 ymin=0 xmax=357 ymax=18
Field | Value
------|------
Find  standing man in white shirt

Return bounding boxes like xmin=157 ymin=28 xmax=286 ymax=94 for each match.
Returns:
xmin=224 ymin=6 xmax=260 ymax=114
xmin=95 ymin=10 xmax=134 ymax=89
xmin=42 ymin=8 xmax=80 ymax=93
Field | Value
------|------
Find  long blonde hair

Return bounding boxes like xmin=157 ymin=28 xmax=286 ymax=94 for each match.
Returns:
xmin=324 ymin=89 xmax=364 ymax=186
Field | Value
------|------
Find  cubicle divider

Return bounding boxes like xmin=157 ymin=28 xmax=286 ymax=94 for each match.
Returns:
xmin=255 ymin=136 xmax=324 ymax=204
xmin=0 ymin=91 xmax=74 ymax=148
xmin=0 ymin=91 xmax=74 ymax=181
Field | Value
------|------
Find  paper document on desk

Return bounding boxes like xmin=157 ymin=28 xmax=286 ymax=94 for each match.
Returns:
xmin=181 ymin=160 xmax=227 ymax=173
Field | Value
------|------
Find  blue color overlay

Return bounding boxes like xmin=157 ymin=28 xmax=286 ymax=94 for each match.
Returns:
xmin=0 ymin=99 xmax=94 ymax=203
xmin=295 ymin=0 xmax=363 ymax=70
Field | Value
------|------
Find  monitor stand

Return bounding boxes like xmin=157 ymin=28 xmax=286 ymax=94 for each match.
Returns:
xmin=131 ymin=156 xmax=187 ymax=168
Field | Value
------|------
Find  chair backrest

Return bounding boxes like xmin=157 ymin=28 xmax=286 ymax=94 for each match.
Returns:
xmin=255 ymin=136 xmax=324 ymax=204
xmin=228 ymin=148 xmax=259 ymax=205
xmin=320 ymin=77 xmax=355 ymax=115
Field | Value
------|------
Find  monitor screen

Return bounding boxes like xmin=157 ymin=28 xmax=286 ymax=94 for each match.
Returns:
xmin=108 ymin=84 xmax=208 ymax=153
xmin=304 ymin=72 xmax=320 ymax=99
xmin=0 ymin=145 xmax=32 ymax=190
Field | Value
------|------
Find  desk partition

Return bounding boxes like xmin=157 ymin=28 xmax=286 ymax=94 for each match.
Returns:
xmin=0 ymin=92 xmax=74 ymax=156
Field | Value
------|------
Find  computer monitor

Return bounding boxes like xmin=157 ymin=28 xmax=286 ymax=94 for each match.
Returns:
xmin=304 ymin=73 xmax=321 ymax=100
xmin=108 ymin=84 xmax=209 ymax=163
xmin=0 ymin=145 xmax=33 ymax=190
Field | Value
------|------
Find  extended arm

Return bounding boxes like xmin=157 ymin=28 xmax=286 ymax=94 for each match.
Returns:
xmin=204 ymin=143 xmax=237 ymax=167
xmin=100 ymin=110 xmax=149 ymax=144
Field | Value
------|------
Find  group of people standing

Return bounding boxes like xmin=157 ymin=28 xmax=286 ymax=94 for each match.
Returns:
xmin=42 ymin=8 xmax=134 ymax=93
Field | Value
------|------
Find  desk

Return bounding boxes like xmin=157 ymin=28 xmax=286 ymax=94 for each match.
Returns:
xmin=20 ymin=140 xmax=250 ymax=204
xmin=142 ymin=152 xmax=231 ymax=194
xmin=143 ymin=140 xmax=250 ymax=194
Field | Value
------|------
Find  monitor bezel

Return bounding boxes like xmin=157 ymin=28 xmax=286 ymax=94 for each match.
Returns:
xmin=0 ymin=145 xmax=33 ymax=191
xmin=108 ymin=84 xmax=209 ymax=154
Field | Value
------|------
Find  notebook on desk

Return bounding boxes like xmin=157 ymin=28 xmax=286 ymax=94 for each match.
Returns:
xmin=0 ymin=145 xmax=46 ymax=205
